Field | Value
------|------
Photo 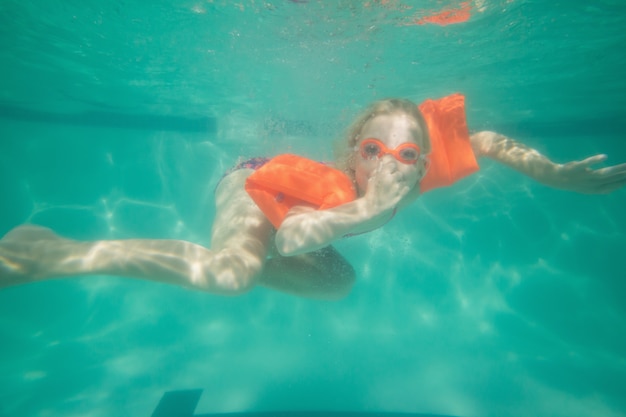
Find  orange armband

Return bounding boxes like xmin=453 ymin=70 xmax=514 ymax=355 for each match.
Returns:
xmin=244 ymin=154 xmax=357 ymax=228
xmin=419 ymin=93 xmax=479 ymax=193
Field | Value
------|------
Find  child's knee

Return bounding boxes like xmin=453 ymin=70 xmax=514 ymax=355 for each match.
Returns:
xmin=196 ymin=250 xmax=263 ymax=295
xmin=213 ymin=270 xmax=256 ymax=294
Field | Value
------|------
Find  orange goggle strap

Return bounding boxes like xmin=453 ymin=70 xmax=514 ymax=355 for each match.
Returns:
xmin=244 ymin=154 xmax=357 ymax=228
xmin=418 ymin=93 xmax=480 ymax=193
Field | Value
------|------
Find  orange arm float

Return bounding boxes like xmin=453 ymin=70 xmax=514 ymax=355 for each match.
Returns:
xmin=419 ymin=93 xmax=479 ymax=193
xmin=245 ymin=154 xmax=357 ymax=228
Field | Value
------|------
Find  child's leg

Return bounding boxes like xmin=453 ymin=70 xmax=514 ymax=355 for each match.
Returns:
xmin=0 ymin=169 xmax=273 ymax=294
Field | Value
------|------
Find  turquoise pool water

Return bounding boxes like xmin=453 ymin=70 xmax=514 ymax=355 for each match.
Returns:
xmin=1 ymin=1 xmax=625 ymax=416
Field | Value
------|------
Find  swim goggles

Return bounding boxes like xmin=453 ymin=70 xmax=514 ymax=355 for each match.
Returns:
xmin=358 ymin=138 xmax=422 ymax=165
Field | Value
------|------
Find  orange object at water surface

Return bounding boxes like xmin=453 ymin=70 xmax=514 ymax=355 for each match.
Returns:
xmin=414 ymin=2 xmax=472 ymax=26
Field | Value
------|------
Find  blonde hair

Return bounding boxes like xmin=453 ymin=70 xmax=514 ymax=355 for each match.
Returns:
xmin=334 ymin=98 xmax=431 ymax=181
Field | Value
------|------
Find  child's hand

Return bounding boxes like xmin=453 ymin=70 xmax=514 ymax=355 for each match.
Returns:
xmin=362 ymin=159 xmax=413 ymax=215
xmin=551 ymin=155 xmax=626 ymax=194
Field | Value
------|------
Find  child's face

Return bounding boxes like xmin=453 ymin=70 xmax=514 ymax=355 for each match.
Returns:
xmin=353 ymin=113 xmax=427 ymax=196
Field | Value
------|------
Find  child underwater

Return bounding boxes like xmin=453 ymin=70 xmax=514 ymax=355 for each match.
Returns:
xmin=1 ymin=94 xmax=625 ymax=299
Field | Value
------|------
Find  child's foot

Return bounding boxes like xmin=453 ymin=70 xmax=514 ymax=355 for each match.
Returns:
xmin=0 ymin=225 xmax=67 ymax=287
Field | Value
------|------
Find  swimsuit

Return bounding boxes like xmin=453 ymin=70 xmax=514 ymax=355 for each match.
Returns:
xmin=223 ymin=156 xmax=271 ymax=177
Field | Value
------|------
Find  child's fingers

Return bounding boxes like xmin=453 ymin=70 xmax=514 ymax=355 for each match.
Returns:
xmin=580 ymin=154 xmax=607 ymax=168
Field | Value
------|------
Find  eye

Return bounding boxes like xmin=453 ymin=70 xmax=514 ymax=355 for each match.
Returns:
xmin=362 ymin=143 xmax=381 ymax=157
xmin=399 ymin=148 xmax=419 ymax=161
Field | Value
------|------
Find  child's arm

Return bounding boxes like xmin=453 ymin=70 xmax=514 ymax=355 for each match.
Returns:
xmin=470 ymin=131 xmax=626 ymax=194
xmin=275 ymin=159 xmax=416 ymax=257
